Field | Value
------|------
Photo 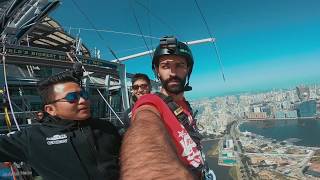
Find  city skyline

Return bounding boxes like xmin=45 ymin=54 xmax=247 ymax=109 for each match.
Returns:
xmin=193 ymin=81 xmax=320 ymax=179
xmin=52 ymin=0 xmax=320 ymax=99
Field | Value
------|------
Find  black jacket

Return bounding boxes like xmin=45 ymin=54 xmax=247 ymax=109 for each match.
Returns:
xmin=0 ymin=115 xmax=121 ymax=180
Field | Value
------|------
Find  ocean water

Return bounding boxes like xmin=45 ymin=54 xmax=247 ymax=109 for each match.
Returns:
xmin=202 ymin=140 xmax=233 ymax=180
xmin=239 ymin=119 xmax=320 ymax=147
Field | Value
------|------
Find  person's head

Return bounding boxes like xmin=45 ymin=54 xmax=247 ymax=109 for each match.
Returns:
xmin=36 ymin=111 xmax=44 ymax=122
xmin=131 ymin=73 xmax=151 ymax=101
xmin=152 ymin=36 xmax=193 ymax=95
xmin=37 ymin=72 xmax=90 ymax=121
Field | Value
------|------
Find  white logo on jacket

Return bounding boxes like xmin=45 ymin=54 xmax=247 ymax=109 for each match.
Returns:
xmin=46 ymin=134 xmax=68 ymax=145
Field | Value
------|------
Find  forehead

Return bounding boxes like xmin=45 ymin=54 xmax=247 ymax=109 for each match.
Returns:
xmin=53 ymin=82 xmax=80 ymax=97
xmin=133 ymin=79 xmax=148 ymax=85
xmin=158 ymin=55 xmax=187 ymax=64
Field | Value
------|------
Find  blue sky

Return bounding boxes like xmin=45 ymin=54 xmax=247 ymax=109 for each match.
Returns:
xmin=52 ymin=0 xmax=320 ymax=100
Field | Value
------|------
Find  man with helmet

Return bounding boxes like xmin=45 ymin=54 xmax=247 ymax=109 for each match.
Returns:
xmin=120 ymin=36 xmax=215 ymax=180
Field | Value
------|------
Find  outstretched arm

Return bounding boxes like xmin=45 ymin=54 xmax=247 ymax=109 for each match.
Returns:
xmin=120 ymin=105 xmax=195 ymax=180
xmin=0 ymin=130 xmax=28 ymax=162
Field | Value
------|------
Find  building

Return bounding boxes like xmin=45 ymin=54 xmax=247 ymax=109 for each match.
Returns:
xmin=274 ymin=110 xmax=297 ymax=119
xmin=305 ymin=163 xmax=320 ymax=178
xmin=261 ymin=106 xmax=272 ymax=117
xmin=297 ymin=100 xmax=317 ymax=118
xmin=296 ymin=86 xmax=310 ymax=101
xmin=246 ymin=112 xmax=267 ymax=120
xmin=253 ymin=106 xmax=261 ymax=113
xmin=224 ymin=139 xmax=234 ymax=150
xmin=285 ymin=110 xmax=298 ymax=118
xmin=274 ymin=111 xmax=286 ymax=119
xmin=0 ymin=0 xmax=152 ymax=132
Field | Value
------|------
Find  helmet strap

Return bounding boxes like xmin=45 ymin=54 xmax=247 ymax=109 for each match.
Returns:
xmin=184 ymin=75 xmax=192 ymax=91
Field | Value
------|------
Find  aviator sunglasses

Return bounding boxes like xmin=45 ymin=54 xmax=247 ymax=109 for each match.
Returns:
xmin=132 ymin=84 xmax=149 ymax=91
xmin=48 ymin=90 xmax=89 ymax=104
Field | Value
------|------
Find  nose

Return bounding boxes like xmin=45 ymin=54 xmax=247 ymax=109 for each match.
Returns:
xmin=78 ymin=96 xmax=89 ymax=104
xmin=169 ymin=67 xmax=177 ymax=76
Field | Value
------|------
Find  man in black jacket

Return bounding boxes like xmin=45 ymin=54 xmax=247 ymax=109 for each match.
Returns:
xmin=0 ymin=71 xmax=121 ymax=180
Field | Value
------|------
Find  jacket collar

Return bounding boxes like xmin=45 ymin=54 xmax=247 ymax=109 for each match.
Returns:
xmin=42 ymin=114 xmax=90 ymax=129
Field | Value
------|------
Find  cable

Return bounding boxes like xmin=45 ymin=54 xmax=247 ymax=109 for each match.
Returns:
xmin=17 ymin=86 xmax=37 ymax=120
xmin=113 ymin=45 xmax=156 ymax=54
xmin=146 ymin=0 xmax=154 ymax=50
xmin=134 ymin=0 xmax=181 ymax=38
xmin=72 ymin=56 xmax=124 ymax=125
xmin=193 ymin=0 xmax=226 ymax=82
xmin=65 ymin=27 xmax=160 ymax=40
xmin=1 ymin=38 xmax=21 ymax=131
xmin=70 ymin=0 xmax=120 ymax=61
xmin=10 ymin=100 xmax=38 ymax=121
xmin=129 ymin=0 xmax=153 ymax=60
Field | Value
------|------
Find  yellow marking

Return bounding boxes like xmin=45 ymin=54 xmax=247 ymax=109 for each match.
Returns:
xmin=174 ymin=107 xmax=183 ymax=116
xmin=4 ymin=107 xmax=11 ymax=130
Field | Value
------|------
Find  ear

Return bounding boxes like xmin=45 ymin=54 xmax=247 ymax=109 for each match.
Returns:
xmin=153 ymin=68 xmax=160 ymax=80
xmin=44 ymin=104 xmax=57 ymax=116
xmin=187 ymin=66 xmax=191 ymax=73
xmin=155 ymin=68 xmax=160 ymax=78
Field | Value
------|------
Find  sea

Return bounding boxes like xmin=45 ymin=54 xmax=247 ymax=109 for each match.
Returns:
xmin=202 ymin=119 xmax=320 ymax=180
xmin=239 ymin=119 xmax=320 ymax=147
xmin=202 ymin=140 xmax=233 ymax=180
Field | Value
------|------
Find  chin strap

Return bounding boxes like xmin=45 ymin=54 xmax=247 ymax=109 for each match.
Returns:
xmin=184 ymin=75 xmax=192 ymax=91
xmin=184 ymin=83 xmax=192 ymax=91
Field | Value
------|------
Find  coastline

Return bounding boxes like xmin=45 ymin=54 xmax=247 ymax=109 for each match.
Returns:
xmin=236 ymin=119 xmax=320 ymax=179
xmin=238 ymin=119 xmax=320 ymax=148
xmin=202 ymin=139 xmax=233 ymax=180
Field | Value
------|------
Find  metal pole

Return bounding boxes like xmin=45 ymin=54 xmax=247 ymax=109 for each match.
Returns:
xmin=118 ymin=63 xmax=130 ymax=110
xmin=110 ymin=38 xmax=215 ymax=63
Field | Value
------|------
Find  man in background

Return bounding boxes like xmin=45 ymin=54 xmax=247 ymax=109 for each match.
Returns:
xmin=120 ymin=73 xmax=151 ymax=133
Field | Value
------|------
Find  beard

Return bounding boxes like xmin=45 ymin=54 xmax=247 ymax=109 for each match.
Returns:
xmin=160 ymin=76 xmax=186 ymax=95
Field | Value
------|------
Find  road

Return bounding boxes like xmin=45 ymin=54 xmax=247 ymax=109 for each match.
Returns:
xmin=229 ymin=120 xmax=252 ymax=180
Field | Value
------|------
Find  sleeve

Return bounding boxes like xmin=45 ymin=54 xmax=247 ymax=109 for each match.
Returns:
xmin=132 ymin=94 xmax=164 ymax=120
xmin=0 ymin=129 xmax=29 ymax=162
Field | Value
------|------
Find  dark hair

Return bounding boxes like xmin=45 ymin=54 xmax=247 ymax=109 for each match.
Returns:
xmin=131 ymin=73 xmax=151 ymax=86
xmin=37 ymin=71 xmax=79 ymax=106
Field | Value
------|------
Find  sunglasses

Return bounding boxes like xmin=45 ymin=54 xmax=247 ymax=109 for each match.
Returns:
xmin=48 ymin=90 xmax=89 ymax=104
xmin=132 ymin=84 xmax=149 ymax=90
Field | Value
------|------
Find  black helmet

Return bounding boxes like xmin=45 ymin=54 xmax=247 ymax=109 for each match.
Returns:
xmin=152 ymin=36 xmax=194 ymax=91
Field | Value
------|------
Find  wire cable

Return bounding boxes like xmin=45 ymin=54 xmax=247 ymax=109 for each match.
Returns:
xmin=1 ymin=38 xmax=21 ymax=131
xmin=193 ymin=0 xmax=226 ymax=82
xmin=70 ymin=0 xmax=120 ymax=61
xmin=134 ymin=0 xmax=181 ymax=38
xmin=146 ymin=0 xmax=154 ymax=50
xmin=129 ymin=0 xmax=153 ymax=59
xmin=65 ymin=27 xmax=160 ymax=40
xmin=72 ymin=56 xmax=124 ymax=125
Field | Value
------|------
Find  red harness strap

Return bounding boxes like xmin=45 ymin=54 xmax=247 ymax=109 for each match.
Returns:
xmin=132 ymin=94 xmax=204 ymax=169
